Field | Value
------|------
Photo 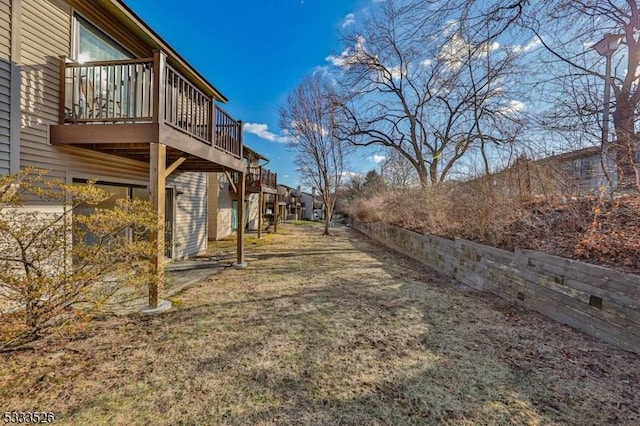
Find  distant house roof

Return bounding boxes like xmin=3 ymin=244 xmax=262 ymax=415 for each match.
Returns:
xmin=536 ymin=146 xmax=601 ymax=164
xmin=243 ymin=145 xmax=269 ymax=162
xmin=108 ymin=0 xmax=228 ymax=102
xmin=278 ymin=184 xmax=297 ymax=191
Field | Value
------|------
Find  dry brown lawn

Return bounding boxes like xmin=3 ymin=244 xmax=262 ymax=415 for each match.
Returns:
xmin=1 ymin=222 xmax=639 ymax=425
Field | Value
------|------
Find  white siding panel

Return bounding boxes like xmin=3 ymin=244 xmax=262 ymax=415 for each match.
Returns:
xmin=168 ymin=171 xmax=208 ymax=258
xmin=209 ymin=173 xmax=234 ymax=240
xmin=246 ymin=193 xmax=259 ymax=230
xmin=207 ymin=173 xmax=219 ymax=240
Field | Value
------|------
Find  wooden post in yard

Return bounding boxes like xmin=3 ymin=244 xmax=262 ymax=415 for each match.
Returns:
xmin=274 ymin=193 xmax=278 ymax=233
xmin=149 ymin=142 xmax=166 ymax=309
xmin=235 ymin=171 xmax=247 ymax=268
xmin=147 ymin=48 xmax=168 ymax=310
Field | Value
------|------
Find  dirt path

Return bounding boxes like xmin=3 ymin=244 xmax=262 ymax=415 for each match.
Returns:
xmin=1 ymin=223 xmax=639 ymax=425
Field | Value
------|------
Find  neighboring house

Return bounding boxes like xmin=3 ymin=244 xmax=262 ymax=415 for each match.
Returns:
xmin=533 ymin=147 xmax=616 ymax=196
xmin=277 ymin=184 xmax=301 ymax=221
xmin=208 ymin=146 xmax=277 ymax=240
xmin=2 ymin=0 xmax=248 ymax=308
xmin=299 ymin=190 xmax=325 ymax=221
xmin=476 ymin=147 xmax=619 ymax=201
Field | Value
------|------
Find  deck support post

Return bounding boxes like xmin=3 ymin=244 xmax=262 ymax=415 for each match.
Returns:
xmin=234 ymin=171 xmax=247 ymax=268
xmin=149 ymin=142 xmax=166 ymax=309
xmin=273 ymin=194 xmax=278 ymax=233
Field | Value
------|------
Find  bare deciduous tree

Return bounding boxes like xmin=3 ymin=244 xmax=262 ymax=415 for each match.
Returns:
xmin=279 ymin=75 xmax=350 ymax=235
xmin=331 ymin=0 xmax=526 ymax=187
xmin=380 ymin=148 xmax=419 ymax=189
xmin=528 ymin=0 xmax=640 ymax=190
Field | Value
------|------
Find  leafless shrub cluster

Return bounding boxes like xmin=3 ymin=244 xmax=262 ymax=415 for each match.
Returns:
xmin=347 ymin=153 xmax=613 ymax=248
xmin=0 ymin=169 xmax=158 ymax=349
xmin=348 ymin=181 xmax=527 ymax=246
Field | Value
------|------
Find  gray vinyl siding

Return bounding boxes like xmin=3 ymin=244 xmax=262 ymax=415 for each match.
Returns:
xmin=0 ymin=60 xmax=10 ymax=175
xmin=300 ymin=193 xmax=313 ymax=220
xmin=168 ymin=171 xmax=208 ymax=258
xmin=0 ymin=0 xmax=10 ymax=175
xmin=19 ymin=0 xmax=148 ymax=182
xmin=17 ymin=0 xmax=211 ymax=261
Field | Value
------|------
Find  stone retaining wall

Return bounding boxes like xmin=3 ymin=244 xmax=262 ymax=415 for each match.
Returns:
xmin=353 ymin=222 xmax=640 ymax=353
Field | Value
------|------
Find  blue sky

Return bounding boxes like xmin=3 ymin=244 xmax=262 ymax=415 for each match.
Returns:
xmin=126 ymin=0 xmax=381 ymax=188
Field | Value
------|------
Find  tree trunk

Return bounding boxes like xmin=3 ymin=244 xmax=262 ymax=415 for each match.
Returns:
xmin=417 ymin=171 xmax=429 ymax=189
xmin=323 ymin=205 xmax=332 ymax=235
xmin=429 ymin=161 xmax=439 ymax=185
xmin=612 ymin=96 xmax=639 ymax=190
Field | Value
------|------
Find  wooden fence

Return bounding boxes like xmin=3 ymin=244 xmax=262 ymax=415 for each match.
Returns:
xmin=353 ymin=222 xmax=640 ymax=353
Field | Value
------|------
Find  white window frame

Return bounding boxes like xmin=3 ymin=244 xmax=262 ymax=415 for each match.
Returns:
xmin=71 ymin=12 xmax=134 ymax=62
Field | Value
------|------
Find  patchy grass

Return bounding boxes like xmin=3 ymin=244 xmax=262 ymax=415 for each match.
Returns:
xmin=287 ymin=219 xmax=324 ymax=228
xmin=1 ymin=224 xmax=639 ymax=425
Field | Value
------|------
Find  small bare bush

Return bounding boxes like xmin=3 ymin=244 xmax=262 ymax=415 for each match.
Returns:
xmin=0 ymin=169 xmax=158 ymax=349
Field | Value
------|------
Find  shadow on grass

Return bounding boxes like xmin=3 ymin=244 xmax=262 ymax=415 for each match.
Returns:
xmin=3 ymin=226 xmax=638 ymax=425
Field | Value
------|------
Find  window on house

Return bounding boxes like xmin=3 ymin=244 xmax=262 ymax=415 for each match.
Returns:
xmin=72 ymin=180 xmax=147 ymax=246
xmin=74 ymin=15 xmax=133 ymax=62
xmin=579 ymin=158 xmax=593 ymax=179
xmin=231 ymin=200 xmax=238 ymax=231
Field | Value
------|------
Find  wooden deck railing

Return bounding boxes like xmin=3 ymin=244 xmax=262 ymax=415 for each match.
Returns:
xmin=215 ymin=107 xmax=242 ymax=158
xmin=247 ymin=166 xmax=277 ymax=189
xmin=59 ymin=56 xmax=242 ymax=159
xmin=61 ymin=58 xmax=154 ymax=122
xmin=164 ymin=64 xmax=212 ymax=143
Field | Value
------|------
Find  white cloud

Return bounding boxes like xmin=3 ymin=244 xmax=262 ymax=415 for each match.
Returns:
xmin=388 ymin=65 xmax=402 ymax=80
xmin=438 ymin=34 xmax=500 ymax=72
xmin=312 ymin=65 xmax=330 ymax=76
xmin=368 ymin=154 xmax=386 ymax=164
xmin=342 ymin=13 xmax=355 ymax=28
xmin=290 ymin=120 xmax=329 ymax=139
xmin=437 ymin=33 xmax=468 ymax=72
xmin=512 ymin=38 xmax=541 ymax=53
xmin=442 ymin=19 xmax=459 ymax=37
xmin=500 ymin=100 xmax=526 ymax=115
xmin=243 ymin=123 xmax=290 ymax=144
xmin=326 ymin=35 xmax=374 ymax=68
xmin=341 ymin=171 xmax=361 ymax=180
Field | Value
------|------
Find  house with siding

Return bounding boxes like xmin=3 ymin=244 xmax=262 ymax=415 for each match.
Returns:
xmin=208 ymin=146 xmax=277 ymax=240
xmin=277 ymin=184 xmax=301 ymax=221
xmin=472 ymin=147 xmax=619 ymax=201
xmin=299 ymin=190 xmax=324 ymax=221
xmin=1 ymin=0 xmax=250 ymax=309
